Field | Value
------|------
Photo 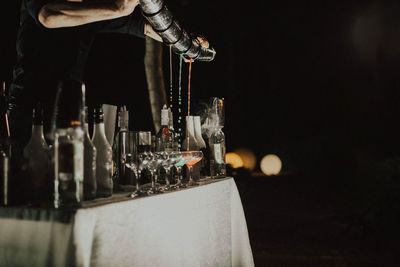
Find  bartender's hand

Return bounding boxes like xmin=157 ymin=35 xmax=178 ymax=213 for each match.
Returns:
xmin=183 ymin=34 xmax=209 ymax=62
xmin=115 ymin=0 xmax=140 ymax=16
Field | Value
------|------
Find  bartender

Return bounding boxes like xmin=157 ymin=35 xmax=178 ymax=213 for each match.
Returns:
xmin=8 ymin=0 xmax=164 ymax=155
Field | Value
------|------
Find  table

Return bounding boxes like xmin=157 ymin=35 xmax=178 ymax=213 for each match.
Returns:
xmin=0 ymin=178 xmax=254 ymax=267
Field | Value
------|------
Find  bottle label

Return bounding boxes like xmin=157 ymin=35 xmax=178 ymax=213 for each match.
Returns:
xmin=212 ymin=144 xmax=223 ymax=164
xmin=74 ymin=142 xmax=84 ymax=182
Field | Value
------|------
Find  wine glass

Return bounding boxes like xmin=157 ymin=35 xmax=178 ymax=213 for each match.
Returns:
xmin=181 ymin=151 xmax=203 ymax=186
xmin=146 ymin=153 xmax=164 ymax=194
xmin=156 ymin=151 xmax=180 ymax=191
xmin=126 ymin=154 xmax=146 ymax=198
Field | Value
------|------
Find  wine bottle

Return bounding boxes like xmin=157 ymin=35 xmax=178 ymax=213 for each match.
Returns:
xmin=23 ymin=102 xmax=51 ymax=205
xmin=113 ymin=105 xmax=129 ymax=186
xmin=209 ymin=126 xmax=226 ymax=178
xmin=83 ymin=107 xmax=97 ymax=200
xmin=156 ymin=105 xmax=173 ymax=152
xmin=92 ymin=106 xmax=113 ymax=197
xmin=52 ymin=80 xmax=85 ymax=208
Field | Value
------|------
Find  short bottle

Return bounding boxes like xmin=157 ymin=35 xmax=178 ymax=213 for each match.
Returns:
xmin=156 ymin=105 xmax=173 ymax=152
xmin=23 ymin=103 xmax=51 ymax=205
xmin=83 ymin=107 xmax=97 ymax=200
xmin=92 ymin=106 xmax=113 ymax=197
xmin=52 ymin=80 xmax=85 ymax=208
xmin=209 ymin=126 xmax=226 ymax=178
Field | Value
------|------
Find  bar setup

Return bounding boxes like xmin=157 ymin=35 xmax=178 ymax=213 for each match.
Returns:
xmin=0 ymin=0 xmax=254 ymax=266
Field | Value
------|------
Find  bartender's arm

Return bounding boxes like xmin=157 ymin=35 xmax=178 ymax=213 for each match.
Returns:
xmin=38 ymin=0 xmax=162 ymax=41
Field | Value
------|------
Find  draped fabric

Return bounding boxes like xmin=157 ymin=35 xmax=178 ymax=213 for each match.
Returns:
xmin=0 ymin=178 xmax=254 ymax=267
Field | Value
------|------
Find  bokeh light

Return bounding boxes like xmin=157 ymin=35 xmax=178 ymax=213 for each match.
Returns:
xmin=260 ymin=154 xmax=282 ymax=175
xmin=234 ymin=148 xmax=257 ymax=170
xmin=226 ymin=152 xmax=244 ymax=168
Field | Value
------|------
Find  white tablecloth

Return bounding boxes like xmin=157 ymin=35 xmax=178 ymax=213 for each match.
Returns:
xmin=0 ymin=178 xmax=254 ymax=267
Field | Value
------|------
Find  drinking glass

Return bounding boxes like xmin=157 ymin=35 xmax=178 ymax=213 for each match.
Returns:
xmin=126 ymin=154 xmax=146 ymax=198
xmin=181 ymin=151 xmax=203 ymax=186
xmin=146 ymin=153 xmax=164 ymax=194
xmin=169 ymin=151 xmax=189 ymax=188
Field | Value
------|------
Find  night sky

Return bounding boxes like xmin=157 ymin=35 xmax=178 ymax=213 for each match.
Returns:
xmin=3 ymin=0 xmax=400 ymax=175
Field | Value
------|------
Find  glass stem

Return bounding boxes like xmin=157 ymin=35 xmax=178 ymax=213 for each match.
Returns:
xmin=188 ymin=166 xmax=193 ymax=183
xmin=136 ymin=170 xmax=140 ymax=191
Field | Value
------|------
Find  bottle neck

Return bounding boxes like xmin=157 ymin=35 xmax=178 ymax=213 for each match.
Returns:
xmin=93 ymin=122 xmax=106 ymax=136
xmin=32 ymin=124 xmax=44 ymax=137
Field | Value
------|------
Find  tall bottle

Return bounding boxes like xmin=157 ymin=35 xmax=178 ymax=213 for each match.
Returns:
xmin=193 ymin=116 xmax=208 ymax=177
xmin=0 ymin=82 xmax=10 ymax=206
xmin=156 ymin=105 xmax=173 ymax=152
xmin=168 ymin=108 xmax=179 ymax=151
xmin=92 ymin=106 xmax=113 ymax=197
xmin=83 ymin=107 xmax=97 ymax=200
xmin=182 ymin=116 xmax=199 ymax=151
xmin=23 ymin=103 xmax=51 ymax=204
xmin=113 ymin=106 xmax=129 ymax=186
xmin=52 ymin=80 xmax=85 ymax=208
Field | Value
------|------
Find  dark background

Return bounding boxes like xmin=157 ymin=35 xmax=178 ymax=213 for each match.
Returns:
xmin=3 ymin=1 xmax=400 ymax=265
xmin=4 ymin=0 xmax=400 ymax=175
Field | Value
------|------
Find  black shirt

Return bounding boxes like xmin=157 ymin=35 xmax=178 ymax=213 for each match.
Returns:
xmin=10 ymin=0 xmax=146 ymax=107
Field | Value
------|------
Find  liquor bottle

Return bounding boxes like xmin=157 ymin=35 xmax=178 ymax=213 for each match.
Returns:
xmin=0 ymin=82 xmax=10 ymax=206
xmin=168 ymin=108 xmax=179 ymax=151
xmin=92 ymin=106 xmax=113 ymax=197
xmin=156 ymin=105 xmax=173 ymax=152
xmin=208 ymin=97 xmax=226 ymax=178
xmin=83 ymin=107 xmax=97 ymax=200
xmin=209 ymin=126 xmax=226 ymax=177
xmin=182 ymin=116 xmax=199 ymax=151
xmin=137 ymin=131 xmax=152 ymax=154
xmin=23 ymin=102 xmax=51 ymax=204
xmin=52 ymin=80 xmax=85 ymax=208
xmin=113 ymin=105 xmax=129 ymax=186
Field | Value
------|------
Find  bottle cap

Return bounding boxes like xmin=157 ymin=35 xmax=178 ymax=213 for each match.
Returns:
xmin=93 ymin=106 xmax=104 ymax=124
xmin=118 ymin=105 xmax=129 ymax=130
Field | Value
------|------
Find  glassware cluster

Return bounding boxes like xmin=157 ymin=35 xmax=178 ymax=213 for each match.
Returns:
xmin=0 ymin=80 xmax=226 ymax=208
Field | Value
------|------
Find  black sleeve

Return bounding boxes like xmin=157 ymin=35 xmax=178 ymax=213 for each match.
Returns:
xmin=25 ymin=0 xmax=48 ymax=26
xmin=98 ymin=8 xmax=146 ymax=38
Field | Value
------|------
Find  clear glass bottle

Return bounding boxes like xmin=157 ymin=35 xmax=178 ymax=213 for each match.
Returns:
xmin=156 ymin=105 xmax=173 ymax=152
xmin=113 ymin=106 xmax=129 ymax=186
xmin=92 ymin=107 xmax=113 ymax=197
xmin=83 ymin=107 xmax=97 ymax=200
xmin=209 ymin=126 xmax=226 ymax=177
xmin=193 ymin=116 xmax=208 ymax=178
xmin=52 ymin=80 xmax=85 ymax=208
xmin=23 ymin=103 xmax=51 ymax=204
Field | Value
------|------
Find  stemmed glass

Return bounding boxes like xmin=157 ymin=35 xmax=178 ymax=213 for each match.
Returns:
xmin=146 ymin=153 xmax=164 ymax=194
xmin=181 ymin=151 xmax=203 ymax=186
xmin=126 ymin=153 xmax=146 ymax=198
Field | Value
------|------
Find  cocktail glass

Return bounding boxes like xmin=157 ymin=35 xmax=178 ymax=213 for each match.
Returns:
xmin=169 ymin=151 xmax=190 ymax=188
xmin=181 ymin=151 xmax=203 ymax=186
xmin=146 ymin=153 xmax=164 ymax=194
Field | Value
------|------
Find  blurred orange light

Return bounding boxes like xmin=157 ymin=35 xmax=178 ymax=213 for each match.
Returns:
xmin=234 ymin=148 xmax=257 ymax=170
xmin=226 ymin=152 xmax=244 ymax=168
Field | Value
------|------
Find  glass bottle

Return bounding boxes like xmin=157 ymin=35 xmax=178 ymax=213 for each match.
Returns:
xmin=182 ymin=116 xmax=199 ymax=151
xmin=52 ymin=80 xmax=85 ymax=208
xmin=208 ymin=97 xmax=226 ymax=178
xmin=156 ymin=105 xmax=173 ymax=152
xmin=23 ymin=103 xmax=51 ymax=204
xmin=193 ymin=116 xmax=208 ymax=178
xmin=83 ymin=107 xmax=97 ymax=200
xmin=209 ymin=126 xmax=226 ymax=177
xmin=113 ymin=105 xmax=129 ymax=186
xmin=0 ymin=82 xmax=10 ymax=206
xmin=92 ymin=106 xmax=113 ymax=197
